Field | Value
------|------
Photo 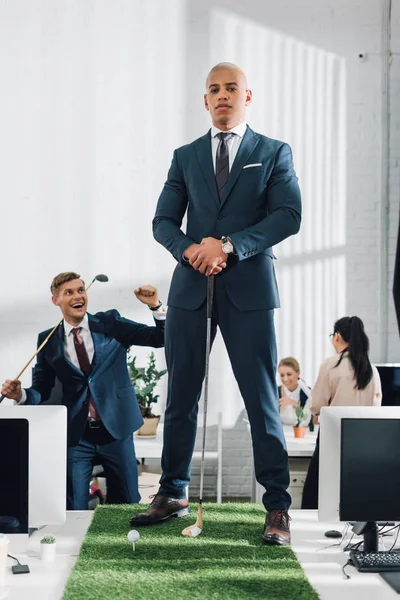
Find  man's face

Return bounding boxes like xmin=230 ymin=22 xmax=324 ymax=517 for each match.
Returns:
xmin=52 ymin=279 xmax=88 ymax=325
xmin=204 ymin=67 xmax=252 ymax=129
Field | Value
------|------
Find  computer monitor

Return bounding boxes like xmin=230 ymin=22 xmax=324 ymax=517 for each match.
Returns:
xmin=374 ymin=364 xmax=400 ymax=406
xmin=0 ymin=406 xmax=67 ymax=536
xmin=0 ymin=419 xmax=29 ymax=535
xmin=319 ymin=406 xmax=400 ymax=528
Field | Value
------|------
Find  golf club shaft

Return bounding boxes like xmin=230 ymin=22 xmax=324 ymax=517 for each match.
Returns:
xmin=0 ymin=319 xmax=63 ymax=404
xmin=0 ymin=275 xmax=103 ymax=404
xmin=199 ymin=274 xmax=215 ymax=503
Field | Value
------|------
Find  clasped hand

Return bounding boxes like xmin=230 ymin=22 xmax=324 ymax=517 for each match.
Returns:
xmin=185 ymin=238 xmax=227 ymax=276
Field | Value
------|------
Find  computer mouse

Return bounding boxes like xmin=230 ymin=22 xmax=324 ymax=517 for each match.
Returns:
xmin=324 ymin=529 xmax=342 ymax=539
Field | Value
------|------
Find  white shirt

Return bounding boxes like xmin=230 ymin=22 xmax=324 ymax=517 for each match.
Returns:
xmin=211 ymin=121 xmax=247 ymax=172
xmin=280 ymin=381 xmax=312 ymax=427
xmin=63 ymin=314 xmax=94 ymax=370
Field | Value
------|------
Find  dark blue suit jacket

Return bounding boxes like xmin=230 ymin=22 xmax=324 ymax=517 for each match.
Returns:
xmin=153 ymin=126 xmax=301 ymax=311
xmin=24 ymin=310 xmax=165 ymax=446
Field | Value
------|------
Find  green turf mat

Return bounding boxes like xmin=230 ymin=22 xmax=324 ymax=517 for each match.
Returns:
xmin=62 ymin=503 xmax=319 ymax=600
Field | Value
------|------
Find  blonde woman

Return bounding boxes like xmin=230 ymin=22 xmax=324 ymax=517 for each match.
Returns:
xmin=278 ymin=357 xmax=311 ymax=427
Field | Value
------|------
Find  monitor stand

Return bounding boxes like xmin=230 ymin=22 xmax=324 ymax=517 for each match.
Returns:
xmin=352 ymin=521 xmax=379 ymax=552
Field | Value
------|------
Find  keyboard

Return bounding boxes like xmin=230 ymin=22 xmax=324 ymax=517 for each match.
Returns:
xmin=350 ymin=550 xmax=400 ymax=572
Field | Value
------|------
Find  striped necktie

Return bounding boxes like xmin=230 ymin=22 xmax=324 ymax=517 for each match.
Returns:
xmin=215 ymin=132 xmax=234 ymax=202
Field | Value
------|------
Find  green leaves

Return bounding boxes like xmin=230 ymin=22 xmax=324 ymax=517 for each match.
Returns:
xmin=127 ymin=351 xmax=167 ymax=415
xmin=294 ymin=405 xmax=305 ymax=428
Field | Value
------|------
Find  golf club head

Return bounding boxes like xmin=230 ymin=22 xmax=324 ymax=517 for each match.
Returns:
xmin=181 ymin=524 xmax=202 ymax=538
xmin=94 ymin=274 xmax=109 ymax=283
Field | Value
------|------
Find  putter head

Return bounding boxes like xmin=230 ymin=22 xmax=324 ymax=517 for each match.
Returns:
xmin=181 ymin=524 xmax=202 ymax=538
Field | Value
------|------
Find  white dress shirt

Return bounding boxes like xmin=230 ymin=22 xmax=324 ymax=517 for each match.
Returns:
xmin=280 ymin=382 xmax=312 ymax=427
xmin=211 ymin=121 xmax=247 ymax=172
xmin=63 ymin=314 xmax=94 ymax=369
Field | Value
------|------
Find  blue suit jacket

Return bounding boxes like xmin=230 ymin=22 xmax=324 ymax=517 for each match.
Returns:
xmin=25 ymin=310 xmax=165 ymax=447
xmin=153 ymin=126 xmax=301 ymax=311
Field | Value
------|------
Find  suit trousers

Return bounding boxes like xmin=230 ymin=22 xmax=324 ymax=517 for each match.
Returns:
xmin=159 ymin=276 xmax=291 ymax=511
xmin=67 ymin=423 xmax=140 ymax=510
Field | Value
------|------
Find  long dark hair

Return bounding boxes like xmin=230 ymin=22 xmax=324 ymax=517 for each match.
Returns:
xmin=333 ymin=316 xmax=373 ymax=390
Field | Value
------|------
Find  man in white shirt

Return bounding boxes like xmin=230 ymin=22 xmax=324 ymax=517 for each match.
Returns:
xmin=1 ymin=271 xmax=165 ymax=509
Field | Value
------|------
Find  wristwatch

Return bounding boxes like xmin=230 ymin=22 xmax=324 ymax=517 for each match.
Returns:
xmin=221 ymin=236 xmax=235 ymax=256
xmin=149 ymin=301 xmax=163 ymax=311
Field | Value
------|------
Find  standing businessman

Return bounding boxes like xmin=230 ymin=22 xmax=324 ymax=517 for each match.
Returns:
xmin=130 ymin=63 xmax=301 ymax=545
xmin=1 ymin=272 xmax=165 ymax=509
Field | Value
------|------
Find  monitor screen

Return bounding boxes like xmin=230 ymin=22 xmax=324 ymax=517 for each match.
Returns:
xmin=0 ymin=419 xmax=29 ymax=534
xmin=375 ymin=365 xmax=400 ymax=406
xmin=340 ymin=418 xmax=400 ymax=522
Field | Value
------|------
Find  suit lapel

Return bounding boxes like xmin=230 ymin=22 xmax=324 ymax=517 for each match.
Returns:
xmin=88 ymin=313 xmax=106 ymax=371
xmin=220 ymin=126 xmax=260 ymax=207
xmin=52 ymin=322 xmax=83 ymax=377
xmin=194 ymin=131 xmax=220 ymax=209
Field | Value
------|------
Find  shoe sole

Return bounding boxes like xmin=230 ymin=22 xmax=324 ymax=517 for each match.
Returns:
xmin=130 ymin=507 xmax=190 ymax=527
xmin=261 ymin=533 xmax=291 ymax=546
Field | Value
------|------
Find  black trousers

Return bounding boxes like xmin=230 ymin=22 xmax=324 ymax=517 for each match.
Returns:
xmin=301 ymin=431 xmax=320 ymax=509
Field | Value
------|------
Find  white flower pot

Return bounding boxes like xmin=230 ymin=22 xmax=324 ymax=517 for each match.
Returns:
xmin=40 ymin=543 xmax=56 ymax=562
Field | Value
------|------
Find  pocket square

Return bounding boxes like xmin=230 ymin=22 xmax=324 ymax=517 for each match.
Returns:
xmin=243 ymin=163 xmax=262 ymax=169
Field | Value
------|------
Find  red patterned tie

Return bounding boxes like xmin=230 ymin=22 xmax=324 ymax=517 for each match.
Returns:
xmin=71 ymin=327 xmax=100 ymax=422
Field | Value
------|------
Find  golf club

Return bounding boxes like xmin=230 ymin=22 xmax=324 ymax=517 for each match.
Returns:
xmin=0 ymin=274 xmax=109 ymax=403
xmin=182 ymin=274 xmax=215 ymax=538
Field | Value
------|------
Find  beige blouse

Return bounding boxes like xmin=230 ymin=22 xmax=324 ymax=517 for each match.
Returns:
xmin=310 ymin=352 xmax=382 ymax=415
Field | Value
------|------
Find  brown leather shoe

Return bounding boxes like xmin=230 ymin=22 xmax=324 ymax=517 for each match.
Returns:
xmin=262 ymin=510 xmax=291 ymax=546
xmin=129 ymin=494 xmax=190 ymax=526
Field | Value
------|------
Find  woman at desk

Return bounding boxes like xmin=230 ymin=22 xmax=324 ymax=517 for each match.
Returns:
xmin=278 ymin=357 xmax=312 ymax=427
xmin=301 ymin=316 xmax=382 ymax=509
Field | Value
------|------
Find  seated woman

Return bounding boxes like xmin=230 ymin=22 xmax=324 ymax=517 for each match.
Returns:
xmin=301 ymin=316 xmax=382 ymax=509
xmin=278 ymin=357 xmax=312 ymax=427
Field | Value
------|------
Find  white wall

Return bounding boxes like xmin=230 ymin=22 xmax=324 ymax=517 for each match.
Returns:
xmin=0 ymin=0 xmax=399 ymax=497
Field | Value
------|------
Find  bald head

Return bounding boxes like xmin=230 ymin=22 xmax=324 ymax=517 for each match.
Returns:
xmin=204 ymin=63 xmax=252 ymax=130
xmin=206 ymin=62 xmax=248 ymax=89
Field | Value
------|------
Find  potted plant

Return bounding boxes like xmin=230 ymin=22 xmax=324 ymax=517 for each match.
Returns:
xmin=128 ymin=351 xmax=167 ymax=436
xmin=293 ymin=406 xmax=307 ymax=438
xmin=40 ymin=535 xmax=56 ymax=561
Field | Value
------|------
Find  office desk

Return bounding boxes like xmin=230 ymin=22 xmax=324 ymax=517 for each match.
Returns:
xmin=4 ymin=511 xmax=92 ymax=600
xmin=4 ymin=510 xmax=397 ymax=599
xmin=252 ymin=425 xmax=318 ymax=505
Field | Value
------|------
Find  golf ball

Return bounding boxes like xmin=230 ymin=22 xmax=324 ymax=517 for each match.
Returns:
xmin=128 ymin=530 xmax=140 ymax=543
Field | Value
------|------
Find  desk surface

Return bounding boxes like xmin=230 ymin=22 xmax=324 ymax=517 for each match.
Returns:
xmin=134 ymin=424 xmax=318 ymax=459
xmin=5 ymin=511 xmax=92 ymax=600
xmin=5 ymin=509 xmax=397 ymax=599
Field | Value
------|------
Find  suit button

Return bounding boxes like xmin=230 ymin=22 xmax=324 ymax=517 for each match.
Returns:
xmin=217 ymin=215 xmax=224 ymax=220
xmin=83 ymin=400 xmax=89 ymax=406
xmin=88 ymin=378 xmax=92 ymax=383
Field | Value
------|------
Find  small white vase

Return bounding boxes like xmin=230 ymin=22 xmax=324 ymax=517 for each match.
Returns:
xmin=40 ymin=543 xmax=56 ymax=562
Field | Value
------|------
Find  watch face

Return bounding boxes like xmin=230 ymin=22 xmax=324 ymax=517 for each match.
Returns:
xmin=222 ymin=242 xmax=233 ymax=254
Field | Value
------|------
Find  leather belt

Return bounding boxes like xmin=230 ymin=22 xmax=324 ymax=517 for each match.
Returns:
xmin=87 ymin=419 xmax=102 ymax=429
